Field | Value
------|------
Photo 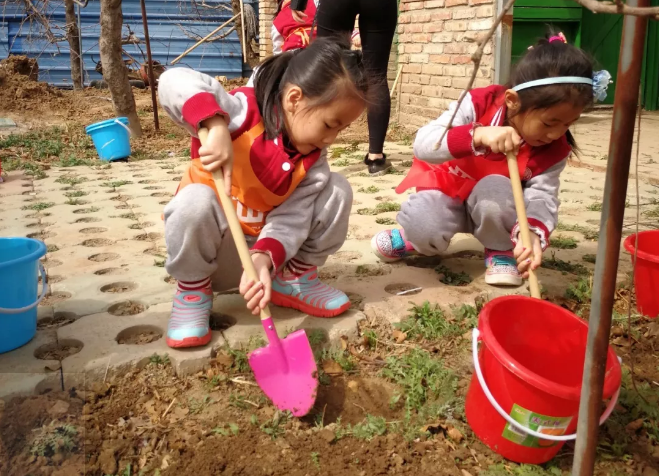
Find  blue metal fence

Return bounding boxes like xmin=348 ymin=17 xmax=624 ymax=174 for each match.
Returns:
xmin=1 ymin=0 xmax=256 ymax=87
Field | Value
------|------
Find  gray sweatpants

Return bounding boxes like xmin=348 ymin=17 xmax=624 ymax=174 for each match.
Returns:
xmin=163 ymin=173 xmax=351 ymax=292
xmin=397 ymin=174 xmax=518 ymax=254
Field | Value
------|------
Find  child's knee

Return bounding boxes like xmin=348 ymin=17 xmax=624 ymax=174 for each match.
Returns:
xmin=327 ymin=172 xmax=353 ymax=206
xmin=164 ymin=184 xmax=219 ymax=228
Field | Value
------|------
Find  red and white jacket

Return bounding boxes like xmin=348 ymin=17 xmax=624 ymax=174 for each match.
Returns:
xmin=157 ymin=67 xmax=330 ymax=271
xmin=271 ymin=0 xmax=318 ymax=54
xmin=399 ymin=85 xmax=572 ymax=250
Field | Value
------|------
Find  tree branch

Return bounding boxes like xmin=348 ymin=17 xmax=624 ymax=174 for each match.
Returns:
xmin=433 ymin=0 xmax=516 ymax=150
xmin=572 ymin=0 xmax=659 ymax=19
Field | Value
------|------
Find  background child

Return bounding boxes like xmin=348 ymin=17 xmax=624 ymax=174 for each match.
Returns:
xmin=158 ymin=38 xmax=368 ymax=349
xmin=371 ymin=34 xmax=608 ymax=287
xmin=271 ymin=0 xmax=318 ymax=54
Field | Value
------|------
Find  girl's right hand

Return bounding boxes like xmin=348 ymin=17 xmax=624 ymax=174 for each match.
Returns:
xmin=199 ymin=115 xmax=233 ymax=196
xmin=473 ymin=126 xmax=521 ymax=154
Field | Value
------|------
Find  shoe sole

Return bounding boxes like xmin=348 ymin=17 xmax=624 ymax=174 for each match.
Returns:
xmin=370 ymin=234 xmax=403 ymax=263
xmin=369 ymin=164 xmax=392 ymax=176
xmin=484 ymin=274 xmax=523 ymax=286
xmin=271 ymin=291 xmax=351 ymax=318
xmin=166 ymin=329 xmax=212 ymax=348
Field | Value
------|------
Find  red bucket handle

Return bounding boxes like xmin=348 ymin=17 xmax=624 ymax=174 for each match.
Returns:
xmin=0 ymin=263 xmax=48 ymax=314
xmin=472 ymin=328 xmax=620 ymax=442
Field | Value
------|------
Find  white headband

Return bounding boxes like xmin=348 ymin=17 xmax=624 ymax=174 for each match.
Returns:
xmin=512 ymin=76 xmax=593 ymax=92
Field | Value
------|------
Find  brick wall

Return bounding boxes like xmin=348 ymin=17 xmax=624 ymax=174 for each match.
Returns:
xmin=258 ymin=0 xmax=277 ymax=58
xmin=397 ymin=0 xmax=495 ymax=127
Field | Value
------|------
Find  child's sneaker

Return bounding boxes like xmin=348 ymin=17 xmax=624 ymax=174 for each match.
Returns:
xmin=271 ymin=266 xmax=350 ymax=318
xmin=484 ymin=249 xmax=522 ymax=286
xmin=166 ymin=278 xmax=213 ymax=348
xmin=371 ymin=229 xmax=416 ymax=262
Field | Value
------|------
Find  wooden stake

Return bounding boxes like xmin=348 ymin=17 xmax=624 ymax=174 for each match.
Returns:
xmin=171 ymin=14 xmax=240 ymax=65
xmin=390 ymin=64 xmax=403 ymax=99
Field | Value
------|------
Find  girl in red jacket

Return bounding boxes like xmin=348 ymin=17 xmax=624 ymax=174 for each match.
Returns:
xmin=371 ymin=34 xmax=610 ymax=287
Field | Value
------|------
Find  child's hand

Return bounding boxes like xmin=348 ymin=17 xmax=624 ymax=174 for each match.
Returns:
xmin=199 ymin=115 xmax=233 ymax=196
xmin=473 ymin=126 xmax=521 ymax=155
xmin=513 ymin=232 xmax=542 ymax=278
xmin=291 ymin=9 xmax=307 ymax=23
xmin=239 ymin=253 xmax=273 ymax=316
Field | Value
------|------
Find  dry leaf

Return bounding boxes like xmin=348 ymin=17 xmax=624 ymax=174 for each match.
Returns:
xmin=461 ymin=470 xmax=474 ymax=476
xmin=215 ymin=351 xmax=234 ymax=369
xmin=420 ymin=422 xmax=446 ymax=434
xmin=340 ymin=335 xmax=349 ymax=351
xmin=393 ymin=329 xmax=407 ymax=343
xmin=160 ymin=455 xmax=171 ymax=470
xmin=646 ymin=321 xmax=659 ymax=338
xmin=447 ymin=427 xmax=464 ymax=443
xmin=322 ymin=359 xmax=343 ymax=375
xmin=626 ymin=418 xmax=645 ymax=432
xmin=611 ymin=336 xmax=631 ymax=348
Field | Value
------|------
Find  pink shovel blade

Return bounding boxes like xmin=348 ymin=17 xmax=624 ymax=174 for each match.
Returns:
xmin=248 ymin=319 xmax=318 ymax=417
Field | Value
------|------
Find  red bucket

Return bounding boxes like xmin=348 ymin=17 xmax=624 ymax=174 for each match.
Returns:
xmin=624 ymin=231 xmax=659 ymax=318
xmin=465 ymin=296 xmax=621 ymax=464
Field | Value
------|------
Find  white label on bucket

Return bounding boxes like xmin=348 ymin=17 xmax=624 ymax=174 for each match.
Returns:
xmin=502 ymin=404 xmax=572 ymax=448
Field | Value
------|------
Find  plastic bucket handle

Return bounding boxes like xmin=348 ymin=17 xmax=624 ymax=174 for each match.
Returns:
xmin=472 ymin=328 xmax=620 ymax=442
xmin=114 ymin=119 xmax=132 ymax=136
xmin=0 ymin=263 xmax=48 ymax=314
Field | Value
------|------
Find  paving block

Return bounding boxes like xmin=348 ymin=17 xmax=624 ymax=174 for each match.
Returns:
xmin=58 ymin=302 xmax=225 ymax=385
xmin=0 ymin=330 xmax=61 ymax=398
xmin=214 ymin=294 xmax=365 ymax=348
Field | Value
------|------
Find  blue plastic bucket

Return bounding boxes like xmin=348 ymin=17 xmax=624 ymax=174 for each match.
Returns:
xmin=0 ymin=238 xmax=48 ymax=353
xmin=85 ymin=117 xmax=132 ymax=161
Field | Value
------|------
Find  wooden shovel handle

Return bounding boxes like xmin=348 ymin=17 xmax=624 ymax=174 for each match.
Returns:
xmin=198 ymin=128 xmax=273 ymax=320
xmin=506 ymin=152 xmax=542 ymax=299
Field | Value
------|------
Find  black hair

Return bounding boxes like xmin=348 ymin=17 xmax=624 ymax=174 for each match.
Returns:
xmin=275 ymin=0 xmax=284 ymax=16
xmin=509 ymin=32 xmax=594 ymax=148
xmin=254 ymin=36 xmax=369 ymax=140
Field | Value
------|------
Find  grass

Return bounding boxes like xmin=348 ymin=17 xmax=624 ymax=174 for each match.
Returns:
xmin=65 ymin=198 xmax=86 ymax=205
xmin=587 ymin=202 xmax=603 ymax=212
xmin=2 ymin=159 xmax=47 ymax=179
xmin=357 ymin=185 xmax=379 ymax=194
xmin=556 ymin=221 xmax=599 ymax=241
xmin=541 ymin=252 xmax=589 ymax=276
xmin=46 ymin=245 xmax=59 ymax=253
xmin=64 ymin=190 xmax=87 ymax=198
xmin=356 ymin=202 xmax=401 ymax=216
xmin=211 ymin=423 xmax=240 ymax=436
xmin=550 ymin=235 xmax=579 ymax=250
xmin=149 ymin=353 xmax=170 ymax=366
xmin=643 ymin=205 xmax=659 ymax=218
xmin=482 ymin=464 xmax=565 ymax=476
xmin=582 ymin=254 xmax=596 ymax=264
xmin=332 ymin=158 xmax=350 ymax=167
xmin=330 ymin=142 xmax=360 ymax=159
xmin=21 ymin=202 xmax=55 ymax=211
xmin=375 ymin=217 xmax=396 ymax=225
xmin=29 ymin=423 xmax=78 ymax=457
xmin=119 ymin=212 xmax=139 ymax=220
xmin=310 ymin=452 xmax=321 ymax=470
xmin=381 ymin=348 xmax=456 ymax=413
xmin=396 ymin=302 xmax=460 ymax=340
xmin=451 ymin=303 xmax=479 ymax=328
xmin=55 ymin=176 xmax=88 ymax=186
xmin=102 ymin=180 xmax=132 ymax=188
xmin=321 ymin=348 xmax=356 ymax=372
xmin=434 ymin=264 xmax=472 ymax=286
xmin=260 ymin=411 xmax=291 ymax=440
xmin=350 ymin=415 xmax=388 ymax=440
xmin=565 ymin=275 xmax=592 ymax=304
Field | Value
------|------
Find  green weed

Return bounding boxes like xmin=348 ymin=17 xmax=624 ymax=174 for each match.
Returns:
xmin=375 ymin=217 xmax=396 ymax=225
xmin=357 ymin=202 xmax=401 ymax=215
xmin=64 ymin=190 xmax=87 ymax=198
xmin=30 ymin=423 xmax=78 ymax=457
xmin=541 ymin=252 xmax=589 ymax=276
xmin=587 ymin=202 xmax=603 ymax=212
xmin=2 ymin=159 xmax=48 ymax=179
xmin=582 ymin=254 xmax=596 ymax=264
xmin=350 ymin=415 xmax=387 ymax=440
xmin=149 ymin=353 xmax=170 ymax=366
xmin=307 ymin=329 xmax=327 ymax=347
xmin=550 ymin=235 xmax=579 ymax=250
xmin=119 ymin=212 xmax=139 ymax=220
xmin=384 ymin=168 xmax=405 ymax=175
xmin=311 ymin=452 xmax=321 ymax=470
xmin=321 ymin=348 xmax=356 ymax=372
xmin=643 ymin=206 xmax=659 ymax=218
xmin=565 ymin=275 xmax=592 ymax=304
xmin=55 ymin=176 xmax=87 ymax=186
xmin=556 ymin=221 xmax=599 ymax=241
xmin=102 ymin=180 xmax=132 ymax=188
xmin=381 ymin=348 xmax=456 ymax=413
xmin=22 ymin=202 xmax=55 ymax=211
xmin=260 ymin=411 xmax=291 ymax=440
xmin=330 ymin=143 xmax=359 ymax=159
xmin=357 ymin=185 xmax=379 ymax=193
xmin=451 ymin=303 xmax=479 ymax=328
xmin=362 ymin=329 xmax=378 ymax=349
xmin=188 ymin=395 xmax=212 ymax=414
xmin=434 ymin=264 xmax=472 ymax=286
xmin=482 ymin=463 xmax=565 ymax=476
xmin=332 ymin=158 xmax=350 ymax=167
xmin=47 ymin=245 xmax=59 ymax=253
xmin=396 ymin=301 xmax=460 ymax=340
xmin=400 ymin=160 xmax=413 ymax=167
xmin=66 ymin=198 xmax=86 ymax=205
xmin=55 ymin=156 xmax=95 ymax=167
xmin=153 ymin=258 xmax=166 ymax=267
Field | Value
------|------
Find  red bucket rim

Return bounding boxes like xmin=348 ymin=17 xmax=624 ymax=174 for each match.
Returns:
xmin=624 ymin=231 xmax=659 ymax=264
xmin=478 ymin=295 xmax=621 ymax=401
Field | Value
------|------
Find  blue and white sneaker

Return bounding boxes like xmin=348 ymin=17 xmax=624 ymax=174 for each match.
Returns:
xmin=484 ymin=249 xmax=522 ymax=286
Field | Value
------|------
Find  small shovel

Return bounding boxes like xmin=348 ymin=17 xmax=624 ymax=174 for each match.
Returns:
xmin=506 ymin=152 xmax=542 ymax=299
xmin=198 ymin=128 xmax=319 ymax=417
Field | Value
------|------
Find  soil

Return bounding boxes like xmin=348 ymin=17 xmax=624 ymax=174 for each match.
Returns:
xmin=88 ymin=253 xmax=120 ymax=262
xmin=81 ymin=239 xmax=114 ymax=247
xmin=108 ymin=301 xmax=146 ymax=316
xmin=100 ymin=282 xmax=137 ymax=294
xmin=79 ymin=227 xmax=108 ymax=234
xmin=37 ymin=313 xmax=77 ymax=330
xmin=34 ymin=342 xmax=82 ymax=361
xmin=117 ymin=331 xmax=161 ymax=345
xmin=133 ymin=233 xmax=163 ymax=242
xmin=39 ymin=292 xmax=72 ymax=306
xmin=94 ymin=268 xmax=129 ymax=276
xmin=75 ymin=217 xmax=102 ymax=224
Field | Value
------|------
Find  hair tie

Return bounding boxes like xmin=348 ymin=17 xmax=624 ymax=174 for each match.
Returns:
xmin=548 ymin=32 xmax=567 ymax=44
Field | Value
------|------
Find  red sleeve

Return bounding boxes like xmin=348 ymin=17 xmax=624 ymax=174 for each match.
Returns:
xmin=447 ymin=124 xmax=476 ymax=158
xmin=181 ymin=92 xmax=229 ymax=131
xmin=251 ymin=237 xmax=287 ymax=271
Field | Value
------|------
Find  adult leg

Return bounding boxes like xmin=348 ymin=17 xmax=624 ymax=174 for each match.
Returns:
xmin=466 ymin=175 xmax=522 ymax=286
xmin=271 ymin=172 xmax=354 ymax=317
xmin=372 ymin=190 xmax=469 ymax=261
xmin=315 ymin=0 xmax=357 ymax=37
xmin=358 ymin=0 xmax=398 ymax=172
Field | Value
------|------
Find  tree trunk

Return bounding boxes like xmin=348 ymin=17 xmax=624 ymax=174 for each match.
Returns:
xmin=99 ymin=0 xmax=142 ymax=137
xmin=64 ymin=0 xmax=82 ymax=89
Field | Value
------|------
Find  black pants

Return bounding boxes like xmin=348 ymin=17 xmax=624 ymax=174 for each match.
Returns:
xmin=315 ymin=0 xmax=398 ymax=155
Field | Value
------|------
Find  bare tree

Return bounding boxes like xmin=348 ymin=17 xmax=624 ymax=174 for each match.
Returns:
xmin=99 ymin=0 xmax=142 ymax=136
xmin=64 ymin=0 xmax=82 ymax=89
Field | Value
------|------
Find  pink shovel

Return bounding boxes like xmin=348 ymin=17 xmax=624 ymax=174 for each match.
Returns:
xmin=198 ymin=128 xmax=319 ymax=417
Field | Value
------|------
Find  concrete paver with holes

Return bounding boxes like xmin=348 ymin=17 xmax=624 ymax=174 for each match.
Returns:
xmin=0 ymin=110 xmax=656 ymax=399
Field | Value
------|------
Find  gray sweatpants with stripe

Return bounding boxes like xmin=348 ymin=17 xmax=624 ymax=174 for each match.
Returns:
xmin=397 ymin=174 xmax=518 ymax=254
xmin=163 ymin=173 xmax=352 ymax=292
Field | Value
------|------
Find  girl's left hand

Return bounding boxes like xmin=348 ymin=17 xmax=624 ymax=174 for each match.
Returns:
xmin=513 ymin=232 xmax=542 ymax=278
xmin=291 ymin=9 xmax=307 ymax=23
xmin=239 ymin=253 xmax=273 ymax=315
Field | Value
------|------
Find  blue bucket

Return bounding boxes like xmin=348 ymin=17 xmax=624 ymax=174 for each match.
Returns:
xmin=85 ymin=117 xmax=132 ymax=161
xmin=0 ymin=238 xmax=48 ymax=353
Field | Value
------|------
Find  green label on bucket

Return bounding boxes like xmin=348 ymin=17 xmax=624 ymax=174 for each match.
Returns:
xmin=501 ymin=404 xmax=572 ymax=448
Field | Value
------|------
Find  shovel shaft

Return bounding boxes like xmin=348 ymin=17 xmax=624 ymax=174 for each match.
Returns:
xmin=198 ymin=127 xmax=273 ymax=320
xmin=506 ymin=152 xmax=542 ymax=299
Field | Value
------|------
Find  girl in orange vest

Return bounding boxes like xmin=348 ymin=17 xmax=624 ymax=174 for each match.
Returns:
xmin=371 ymin=33 xmax=610 ymax=287
xmin=157 ymin=38 xmax=368 ymax=349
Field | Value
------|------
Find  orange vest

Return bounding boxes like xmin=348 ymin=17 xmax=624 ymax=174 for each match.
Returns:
xmin=176 ymin=122 xmax=308 ymax=236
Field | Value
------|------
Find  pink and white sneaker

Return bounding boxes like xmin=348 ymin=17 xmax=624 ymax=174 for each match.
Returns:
xmin=166 ymin=279 xmax=213 ymax=348
xmin=484 ymin=249 xmax=522 ymax=286
xmin=371 ymin=229 xmax=417 ymax=262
